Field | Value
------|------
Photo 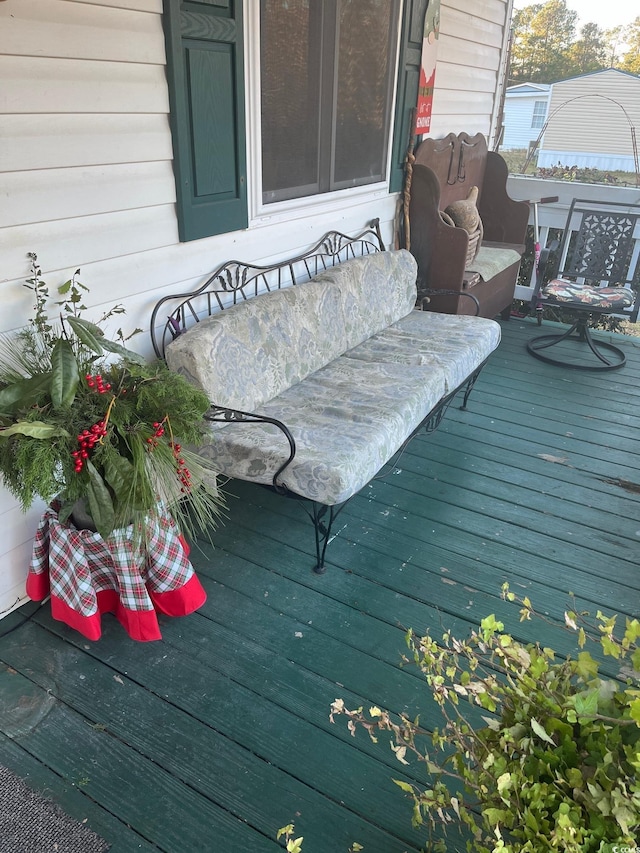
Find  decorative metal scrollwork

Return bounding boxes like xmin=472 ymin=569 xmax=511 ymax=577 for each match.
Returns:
xmin=150 ymin=219 xmax=384 ymax=358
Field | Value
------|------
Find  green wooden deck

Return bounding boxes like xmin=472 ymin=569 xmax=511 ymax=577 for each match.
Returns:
xmin=1 ymin=318 xmax=639 ymax=853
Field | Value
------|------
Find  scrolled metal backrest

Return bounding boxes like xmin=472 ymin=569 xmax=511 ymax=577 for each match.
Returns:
xmin=559 ymin=199 xmax=640 ymax=290
xmin=150 ymin=219 xmax=385 ymax=358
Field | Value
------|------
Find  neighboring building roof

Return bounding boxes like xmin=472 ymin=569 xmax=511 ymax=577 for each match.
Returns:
xmin=506 ymin=83 xmax=551 ymax=95
xmin=552 ymin=67 xmax=640 ymax=85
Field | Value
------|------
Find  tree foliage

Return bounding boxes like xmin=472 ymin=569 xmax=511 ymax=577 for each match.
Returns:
xmin=511 ymin=1 xmax=578 ymax=82
xmin=510 ymin=1 xmax=639 ymax=83
xmin=620 ymin=16 xmax=640 ymax=74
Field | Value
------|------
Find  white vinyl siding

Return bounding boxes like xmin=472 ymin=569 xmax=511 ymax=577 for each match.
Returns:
xmin=0 ymin=0 xmax=513 ymax=617
xmin=430 ymin=0 xmax=513 ymax=144
xmin=501 ymin=85 xmax=551 ymax=150
xmin=538 ymin=69 xmax=640 ymax=170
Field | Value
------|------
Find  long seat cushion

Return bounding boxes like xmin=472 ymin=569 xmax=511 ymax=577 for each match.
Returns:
xmin=194 ymin=312 xmax=501 ymax=505
xmin=344 ymin=311 xmax=501 ymax=393
xmin=166 ymin=249 xmax=418 ymax=411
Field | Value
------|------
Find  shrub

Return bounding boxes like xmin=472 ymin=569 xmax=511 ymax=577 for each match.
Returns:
xmin=331 ymin=586 xmax=640 ymax=852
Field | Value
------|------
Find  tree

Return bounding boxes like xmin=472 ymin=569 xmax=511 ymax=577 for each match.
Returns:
xmin=620 ymin=17 xmax=640 ymax=74
xmin=567 ymin=22 xmax=607 ymax=74
xmin=510 ymin=0 xmax=578 ymax=83
xmin=603 ymin=25 xmax=626 ymax=68
xmin=510 ymin=2 xmax=640 ymax=82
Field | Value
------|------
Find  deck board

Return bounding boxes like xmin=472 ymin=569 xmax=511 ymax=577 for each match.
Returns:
xmin=1 ymin=318 xmax=639 ymax=853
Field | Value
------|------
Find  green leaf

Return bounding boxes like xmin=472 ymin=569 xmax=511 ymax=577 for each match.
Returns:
xmin=58 ymin=279 xmax=72 ymax=295
xmin=276 ymin=825 xmax=294 ymax=841
xmin=103 ymin=453 xmax=135 ymax=504
xmin=50 ymin=339 xmax=79 ymax=409
xmin=530 ymin=717 xmax=555 ymax=745
xmin=0 ymin=373 xmax=51 ymax=414
xmin=67 ymin=316 xmax=106 ymax=355
xmin=0 ymin=420 xmax=68 ymax=439
xmin=572 ymin=689 xmax=599 ymax=719
xmin=480 ymin=614 xmax=504 ymax=641
xmin=576 ymin=652 xmax=599 ymax=679
xmin=601 ymin=635 xmax=620 ymax=659
xmin=99 ymin=337 xmax=146 ymax=365
xmin=497 ymin=772 xmax=512 ymax=795
xmin=483 ymin=807 xmax=508 ymax=826
xmin=566 ymin=767 xmax=583 ymax=789
xmin=85 ymin=461 xmax=115 ymax=539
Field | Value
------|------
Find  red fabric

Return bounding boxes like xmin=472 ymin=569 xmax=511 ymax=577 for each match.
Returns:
xmin=27 ymin=502 xmax=206 ymax=642
xmin=150 ymin=573 xmax=206 ymax=617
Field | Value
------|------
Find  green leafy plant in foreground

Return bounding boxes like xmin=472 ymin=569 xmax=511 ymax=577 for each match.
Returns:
xmin=276 ymin=824 xmax=363 ymax=852
xmin=0 ymin=254 xmax=223 ymax=541
xmin=330 ymin=586 xmax=640 ymax=853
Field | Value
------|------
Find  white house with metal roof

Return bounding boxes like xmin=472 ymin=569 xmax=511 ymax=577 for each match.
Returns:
xmin=501 ymin=82 xmax=551 ymax=150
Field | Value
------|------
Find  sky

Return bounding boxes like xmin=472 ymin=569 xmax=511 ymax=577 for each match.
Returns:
xmin=512 ymin=0 xmax=634 ymax=31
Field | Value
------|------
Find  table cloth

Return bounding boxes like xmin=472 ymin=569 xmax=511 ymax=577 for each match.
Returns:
xmin=26 ymin=500 xmax=206 ymax=641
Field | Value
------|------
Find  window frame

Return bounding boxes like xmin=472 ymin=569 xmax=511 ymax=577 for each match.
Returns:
xmin=531 ymin=99 xmax=547 ymax=130
xmin=245 ymin=0 xmax=404 ymax=224
xmin=163 ymin=0 xmax=411 ymax=240
xmin=258 ymin=0 xmax=401 ymax=205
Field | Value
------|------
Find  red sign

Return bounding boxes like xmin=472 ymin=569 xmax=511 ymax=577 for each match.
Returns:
xmin=414 ymin=0 xmax=441 ymax=135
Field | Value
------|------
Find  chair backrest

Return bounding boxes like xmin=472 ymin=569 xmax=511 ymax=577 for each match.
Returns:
xmin=413 ymin=131 xmax=488 ymax=212
xmin=557 ymin=198 xmax=640 ymax=289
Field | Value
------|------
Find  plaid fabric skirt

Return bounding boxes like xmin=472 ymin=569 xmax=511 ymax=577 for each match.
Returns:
xmin=26 ymin=500 xmax=206 ymax=642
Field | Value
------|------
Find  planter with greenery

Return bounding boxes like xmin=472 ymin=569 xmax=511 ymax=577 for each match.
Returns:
xmin=0 ymin=254 xmax=223 ymax=542
xmin=330 ymin=586 xmax=640 ymax=853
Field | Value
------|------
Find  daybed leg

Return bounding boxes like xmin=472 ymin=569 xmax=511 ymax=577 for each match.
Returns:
xmin=460 ymin=366 xmax=483 ymax=410
xmin=310 ymin=503 xmax=339 ymax=574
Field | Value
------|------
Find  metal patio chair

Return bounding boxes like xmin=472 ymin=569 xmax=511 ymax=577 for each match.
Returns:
xmin=527 ymin=198 xmax=640 ymax=370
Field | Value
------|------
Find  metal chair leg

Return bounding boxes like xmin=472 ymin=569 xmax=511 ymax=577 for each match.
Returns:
xmin=308 ymin=502 xmax=346 ymax=574
xmin=527 ymin=317 xmax=626 ymax=370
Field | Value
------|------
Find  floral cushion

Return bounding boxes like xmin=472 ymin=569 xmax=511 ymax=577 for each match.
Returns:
xmin=344 ymin=310 xmax=501 ymax=393
xmin=543 ymin=279 xmax=634 ymax=309
xmin=166 ymin=249 xmax=418 ymax=412
xmin=194 ymin=310 xmax=501 ymax=505
xmin=196 ymin=355 xmax=447 ymax=505
xmin=168 ymin=246 xmax=501 ymax=506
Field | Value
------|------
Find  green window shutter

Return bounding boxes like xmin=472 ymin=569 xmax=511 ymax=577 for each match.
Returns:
xmin=163 ymin=0 xmax=248 ymax=242
xmin=389 ymin=0 xmax=429 ymax=193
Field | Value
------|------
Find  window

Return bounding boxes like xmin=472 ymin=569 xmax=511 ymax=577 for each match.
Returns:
xmin=260 ymin=0 xmax=400 ymax=204
xmin=532 ymin=100 xmax=547 ymax=130
xmin=163 ymin=0 xmax=416 ymax=241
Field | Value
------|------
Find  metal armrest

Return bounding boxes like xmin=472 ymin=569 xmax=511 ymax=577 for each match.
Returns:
xmin=204 ymin=406 xmax=297 ymax=493
xmin=419 ymin=289 xmax=481 ymax=315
